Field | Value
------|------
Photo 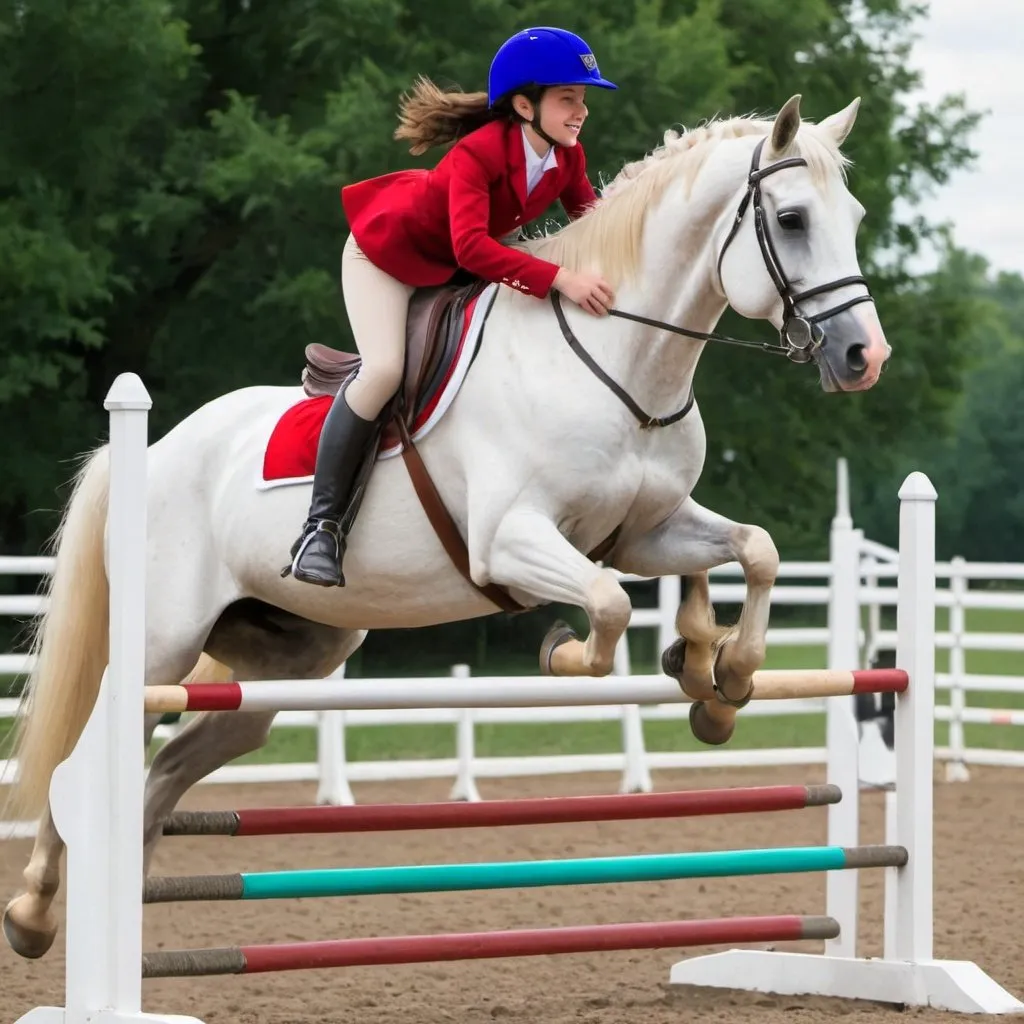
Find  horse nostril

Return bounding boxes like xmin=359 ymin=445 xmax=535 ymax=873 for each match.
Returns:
xmin=846 ymin=343 xmax=867 ymax=373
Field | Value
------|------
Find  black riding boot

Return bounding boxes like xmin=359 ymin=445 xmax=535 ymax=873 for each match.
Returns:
xmin=286 ymin=384 xmax=380 ymax=587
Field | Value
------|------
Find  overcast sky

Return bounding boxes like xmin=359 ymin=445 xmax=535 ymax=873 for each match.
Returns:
xmin=905 ymin=0 xmax=1024 ymax=276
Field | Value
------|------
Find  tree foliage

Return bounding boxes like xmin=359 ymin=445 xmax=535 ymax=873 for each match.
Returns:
xmin=0 ymin=0 xmax=991 ymax=665
xmin=855 ymin=260 xmax=1024 ymax=561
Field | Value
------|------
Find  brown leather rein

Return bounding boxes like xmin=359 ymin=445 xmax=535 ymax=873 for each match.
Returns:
xmin=549 ymin=136 xmax=875 ymax=428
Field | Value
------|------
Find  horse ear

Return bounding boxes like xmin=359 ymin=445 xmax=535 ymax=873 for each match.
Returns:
xmin=769 ymin=94 xmax=802 ymax=155
xmin=818 ymin=96 xmax=861 ymax=146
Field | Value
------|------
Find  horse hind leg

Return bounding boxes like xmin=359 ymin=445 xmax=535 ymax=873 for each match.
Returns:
xmin=2 ymin=806 xmax=64 ymax=959
xmin=140 ymin=653 xmax=256 ymax=872
xmin=2 ymin=710 xmax=165 ymax=959
xmin=5 ymin=633 xmax=230 ymax=958
xmin=141 ymin=604 xmax=365 ymax=874
xmin=143 ymin=707 xmax=278 ymax=874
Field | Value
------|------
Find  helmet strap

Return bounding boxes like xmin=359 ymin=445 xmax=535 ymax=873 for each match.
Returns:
xmin=529 ymin=112 xmax=562 ymax=149
xmin=506 ymin=86 xmax=568 ymax=150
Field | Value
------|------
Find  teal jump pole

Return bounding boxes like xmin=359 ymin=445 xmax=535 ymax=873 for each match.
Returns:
xmin=143 ymin=844 xmax=907 ymax=903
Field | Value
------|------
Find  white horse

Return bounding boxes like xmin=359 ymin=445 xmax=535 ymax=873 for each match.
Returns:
xmin=3 ymin=94 xmax=889 ymax=959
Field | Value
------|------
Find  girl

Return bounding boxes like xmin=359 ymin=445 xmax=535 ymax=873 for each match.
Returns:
xmin=288 ymin=26 xmax=618 ymax=587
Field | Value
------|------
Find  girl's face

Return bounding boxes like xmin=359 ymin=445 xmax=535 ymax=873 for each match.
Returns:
xmin=518 ymin=86 xmax=589 ymax=148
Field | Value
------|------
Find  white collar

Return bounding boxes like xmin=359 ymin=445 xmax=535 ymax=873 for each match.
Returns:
xmin=521 ymin=125 xmax=558 ymax=194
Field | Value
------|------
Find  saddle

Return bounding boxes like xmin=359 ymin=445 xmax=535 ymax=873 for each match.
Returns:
xmin=296 ymin=277 xmax=619 ymax=616
xmin=297 ymin=277 xmax=531 ymax=613
xmin=302 ymin=276 xmax=487 ymax=452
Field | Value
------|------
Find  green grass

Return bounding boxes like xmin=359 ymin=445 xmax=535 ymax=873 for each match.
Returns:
xmin=2 ymin=606 xmax=1023 ymax=769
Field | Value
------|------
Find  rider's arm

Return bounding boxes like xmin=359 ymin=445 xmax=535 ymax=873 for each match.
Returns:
xmin=447 ymin=146 xmax=563 ymax=297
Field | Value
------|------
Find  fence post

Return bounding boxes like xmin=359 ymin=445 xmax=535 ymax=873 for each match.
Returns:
xmin=861 ymin=554 xmax=880 ymax=668
xmin=945 ymin=556 xmax=970 ymax=782
xmin=449 ymin=664 xmax=481 ymax=802
xmin=657 ymin=574 xmax=681 ymax=659
xmin=824 ymin=456 xmax=861 ymax=958
xmin=616 ymin=631 xmax=652 ymax=794
xmin=315 ymin=660 xmax=354 ymax=806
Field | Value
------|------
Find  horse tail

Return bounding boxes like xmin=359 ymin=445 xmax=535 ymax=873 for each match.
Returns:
xmin=6 ymin=446 xmax=111 ymax=818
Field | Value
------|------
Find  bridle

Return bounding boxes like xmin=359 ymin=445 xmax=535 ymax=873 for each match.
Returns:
xmin=551 ymin=135 xmax=877 ymax=428
xmin=714 ymin=136 xmax=874 ymax=362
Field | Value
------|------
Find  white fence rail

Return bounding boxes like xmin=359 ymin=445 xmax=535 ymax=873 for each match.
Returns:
xmin=1 ymin=460 xmax=1022 ymax=823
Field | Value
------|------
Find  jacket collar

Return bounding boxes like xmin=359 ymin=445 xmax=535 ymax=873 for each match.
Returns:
xmin=505 ymin=119 xmax=563 ymax=211
xmin=505 ymin=119 xmax=529 ymax=210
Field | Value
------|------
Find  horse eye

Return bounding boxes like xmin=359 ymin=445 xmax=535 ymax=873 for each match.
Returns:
xmin=777 ymin=210 xmax=805 ymax=231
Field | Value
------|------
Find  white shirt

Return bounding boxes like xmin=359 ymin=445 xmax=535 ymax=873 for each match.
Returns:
xmin=522 ymin=125 xmax=558 ymax=195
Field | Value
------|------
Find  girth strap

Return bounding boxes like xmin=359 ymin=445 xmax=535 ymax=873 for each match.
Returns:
xmin=396 ymin=416 xmax=622 ymax=616
xmin=396 ymin=416 xmax=527 ymax=615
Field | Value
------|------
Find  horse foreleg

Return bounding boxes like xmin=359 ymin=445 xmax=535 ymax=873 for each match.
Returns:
xmin=3 ymin=710 xmax=165 ymax=958
xmin=615 ymin=497 xmax=779 ymax=745
xmin=485 ymin=508 xmax=632 ymax=676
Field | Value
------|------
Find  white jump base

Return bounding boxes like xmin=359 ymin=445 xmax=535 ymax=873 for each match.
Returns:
xmin=665 ymin=471 xmax=1024 ymax=1015
xmin=669 ymin=952 xmax=1024 ymax=1014
xmin=10 ymin=374 xmax=1024 ymax=1024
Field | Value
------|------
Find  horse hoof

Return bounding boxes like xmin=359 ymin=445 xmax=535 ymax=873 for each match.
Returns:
xmin=689 ymin=701 xmax=735 ymax=746
xmin=539 ymin=620 xmax=578 ymax=675
xmin=661 ymin=638 xmax=687 ymax=680
xmin=2 ymin=896 xmax=58 ymax=959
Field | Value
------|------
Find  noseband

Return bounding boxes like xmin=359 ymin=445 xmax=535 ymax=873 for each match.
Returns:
xmin=551 ymin=133 xmax=877 ymax=428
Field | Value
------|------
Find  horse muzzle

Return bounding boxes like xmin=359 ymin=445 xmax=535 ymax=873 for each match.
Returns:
xmin=803 ymin=305 xmax=890 ymax=393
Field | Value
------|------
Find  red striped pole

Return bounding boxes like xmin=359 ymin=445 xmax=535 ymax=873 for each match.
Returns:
xmin=142 ymin=668 xmax=909 ymax=715
xmin=141 ymin=914 xmax=840 ymax=978
xmin=162 ymin=784 xmax=841 ymax=837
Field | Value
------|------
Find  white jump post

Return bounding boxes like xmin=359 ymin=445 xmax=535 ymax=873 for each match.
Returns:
xmin=668 ymin=471 xmax=1024 ymax=1014
xmin=13 ymin=373 xmax=203 ymax=1024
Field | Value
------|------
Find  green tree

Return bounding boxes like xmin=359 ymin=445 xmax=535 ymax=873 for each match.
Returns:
xmin=0 ymin=0 xmax=987 ymax=670
xmin=855 ymin=262 xmax=1024 ymax=561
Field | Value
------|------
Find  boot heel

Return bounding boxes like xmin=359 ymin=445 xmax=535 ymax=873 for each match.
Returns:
xmin=290 ymin=520 xmax=345 ymax=587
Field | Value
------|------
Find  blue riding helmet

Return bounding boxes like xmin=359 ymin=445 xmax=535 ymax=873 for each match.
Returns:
xmin=487 ymin=27 xmax=617 ymax=106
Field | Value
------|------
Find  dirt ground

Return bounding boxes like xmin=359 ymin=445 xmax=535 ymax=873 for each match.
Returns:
xmin=2 ymin=763 xmax=1023 ymax=1024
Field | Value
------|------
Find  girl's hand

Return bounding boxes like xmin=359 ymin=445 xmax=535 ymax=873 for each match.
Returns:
xmin=553 ymin=268 xmax=614 ymax=316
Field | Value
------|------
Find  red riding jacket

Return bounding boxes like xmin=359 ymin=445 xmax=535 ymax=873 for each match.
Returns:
xmin=341 ymin=118 xmax=597 ymax=298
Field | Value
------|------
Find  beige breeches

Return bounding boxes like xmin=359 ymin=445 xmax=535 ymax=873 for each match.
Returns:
xmin=340 ymin=233 xmax=415 ymax=421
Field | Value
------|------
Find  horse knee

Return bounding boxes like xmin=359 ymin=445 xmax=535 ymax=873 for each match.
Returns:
xmin=737 ymin=525 xmax=779 ymax=586
xmin=588 ymin=572 xmax=632 ymax=635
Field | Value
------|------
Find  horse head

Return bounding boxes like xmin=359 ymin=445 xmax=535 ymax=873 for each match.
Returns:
xmin=713 ymin=94 xmax=890 ymax=392
xmin=532 ymin=95 xmax=889 ymax=398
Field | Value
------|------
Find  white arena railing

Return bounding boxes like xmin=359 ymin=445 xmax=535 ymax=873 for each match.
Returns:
xmin=1 ymin=459 xmax=1023 ymax=832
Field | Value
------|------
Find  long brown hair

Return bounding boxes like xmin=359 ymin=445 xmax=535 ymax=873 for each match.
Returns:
xmin=394 ymin=75 xmax=532 ymax=155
